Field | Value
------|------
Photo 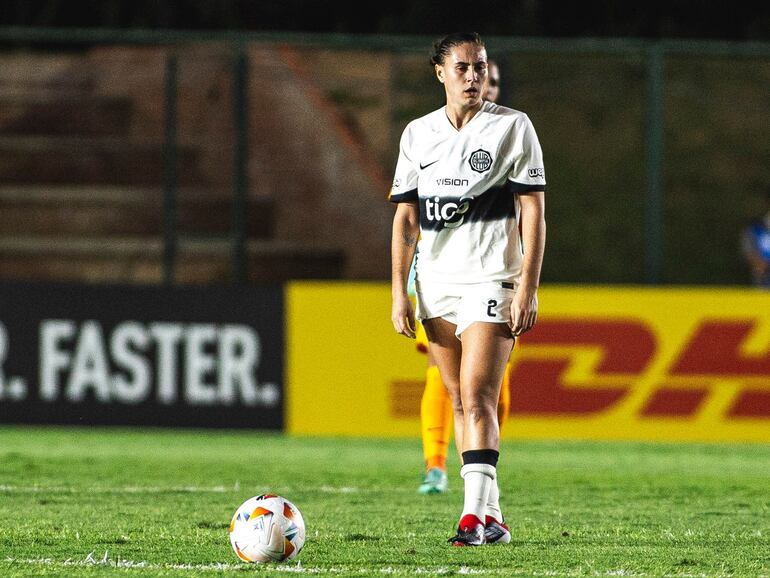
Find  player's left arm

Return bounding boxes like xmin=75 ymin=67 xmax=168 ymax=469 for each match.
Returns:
xmin=511 ymin=191 xmax=545 ymax=336
xmin=508 ymin=113 xmax=546 ymax=336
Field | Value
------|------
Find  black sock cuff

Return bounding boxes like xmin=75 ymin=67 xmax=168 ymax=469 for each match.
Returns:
xmin=462 ymin=449 xmax=499 ymax=467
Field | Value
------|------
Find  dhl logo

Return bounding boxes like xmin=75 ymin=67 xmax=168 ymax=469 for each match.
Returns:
xmin=511 ymin=319 xmax=770 ymax=418
xmin=391 ymin=318 xmax=770 ymax=420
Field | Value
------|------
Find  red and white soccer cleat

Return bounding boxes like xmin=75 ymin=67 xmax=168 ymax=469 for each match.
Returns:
xmin=484 ymin=515 xmax=511 ymax=544
xmin=448 ymin=514 xmax=485 ymax=546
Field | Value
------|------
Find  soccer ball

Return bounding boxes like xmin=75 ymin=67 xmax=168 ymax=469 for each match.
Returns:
xmin=229 ymin=494 xmax=306 ymax=563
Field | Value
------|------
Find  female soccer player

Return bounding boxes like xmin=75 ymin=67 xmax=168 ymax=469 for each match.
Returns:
xmin=389 ymin=32 xmax=546 ymax=546
xmin=413 ymin=57 xmax=509 ymax=497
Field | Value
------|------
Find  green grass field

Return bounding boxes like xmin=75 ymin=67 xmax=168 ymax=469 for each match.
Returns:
xmin=1 ymin=426 xmax=770 ymax=577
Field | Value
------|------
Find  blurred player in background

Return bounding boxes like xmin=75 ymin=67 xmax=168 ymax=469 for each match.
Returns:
xmin=741 ymin=190 xmax=770 ymax=287
xmin=483 ymin=58 xmax=501 ymax=104
xmin=391 ymin=32 xmax=546 ymax=545
xmin=412 ymin=57 xmax=509 ymax=497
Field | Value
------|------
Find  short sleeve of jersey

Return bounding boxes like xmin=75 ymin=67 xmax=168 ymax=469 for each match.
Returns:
xmin=388 ymin=123 xmax=419 ymax=203
xmin=506 ymin=114 xmax=546 ymax=194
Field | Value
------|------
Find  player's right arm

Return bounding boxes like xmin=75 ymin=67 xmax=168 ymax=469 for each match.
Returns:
xmin=389 ymin=123 xmax=420 ymax=339
xmin=391 ymin=201 xmax=419 ymax=338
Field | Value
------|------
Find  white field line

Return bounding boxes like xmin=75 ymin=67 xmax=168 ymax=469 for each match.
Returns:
xmin=0 ymin=484 xmax=232 ymax=494
xmin=3 ymin=555 xmax=443 ymax=574
xmin=0 ymin=484 xmax=361 ymax=494
xmin=2 ymin=555 xmax=750 ymax=577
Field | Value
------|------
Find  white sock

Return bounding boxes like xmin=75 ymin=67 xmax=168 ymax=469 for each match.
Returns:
xmin=486 ymin=476 xmax=503 ymax=522
xmin=460 ymin=463 xmax=496 ymax=522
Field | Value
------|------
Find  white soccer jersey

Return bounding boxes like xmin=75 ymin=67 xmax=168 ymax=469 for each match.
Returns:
xmin=389 ymin=100 xmax=546 ymax=285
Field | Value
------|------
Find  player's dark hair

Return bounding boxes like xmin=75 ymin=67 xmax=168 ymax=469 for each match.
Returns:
xmin=430 ymin=32 xmax=484 ymax=67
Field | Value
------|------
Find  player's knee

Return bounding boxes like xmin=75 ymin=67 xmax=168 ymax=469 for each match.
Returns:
xmin=463 ymin=401 xmax=496 ymax=425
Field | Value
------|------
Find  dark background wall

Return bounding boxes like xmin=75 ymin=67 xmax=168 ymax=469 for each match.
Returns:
xmin=2 ymin=0 xmax=769 ymax=41
xmin=1 ymin=2 xmax=768 ymax=286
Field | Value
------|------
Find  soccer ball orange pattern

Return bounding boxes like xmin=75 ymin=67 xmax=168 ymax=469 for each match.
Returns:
xmin=229 ymin=494 xmax=306 ymax=563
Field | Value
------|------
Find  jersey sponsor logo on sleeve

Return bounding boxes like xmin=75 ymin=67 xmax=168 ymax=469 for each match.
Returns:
xmin=469 ymin=149 xmax=493 ymax=173
xmin=528 ymin=168 xmax=544 ymax=178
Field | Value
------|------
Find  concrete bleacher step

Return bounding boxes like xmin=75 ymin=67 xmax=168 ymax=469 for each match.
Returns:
xmin=0 ymin=237 xmax=345 ymax=284
xmin=0 ymin=95 xmax=133 ymax=136
xmin=0 ymin=136 xmax=203 ymax=185
xmin=0 ymin=54 xmax=96 ymax=99
xmin=0 ymin=186 xmax=274 ymax=238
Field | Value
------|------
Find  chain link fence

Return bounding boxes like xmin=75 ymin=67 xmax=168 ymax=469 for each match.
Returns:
xmin=1 ymin=29 xmax=768 ymax=284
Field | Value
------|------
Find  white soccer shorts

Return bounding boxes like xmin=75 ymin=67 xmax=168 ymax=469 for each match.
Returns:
xmin=415 ymin=280 xmax=516 ymax=338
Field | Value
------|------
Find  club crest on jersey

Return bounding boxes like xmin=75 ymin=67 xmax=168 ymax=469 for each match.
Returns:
xmin=468 ymin=149 xmax=492 ymax=173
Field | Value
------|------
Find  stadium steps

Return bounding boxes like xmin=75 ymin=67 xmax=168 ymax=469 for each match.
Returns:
xmin=0 ymin=236 xmax=345 ymax=284
xmin=0 ymin=49 xmax=348 ymax=283
xmin=0 ymin=136 xmax=203 ymax=185
xmin=0 ymin=186 xmax=274 ymax=238
xmin=0 ymin=94 xmax=133 ymax=136
xmin=0 ymin=53 xmax=96 ymax=98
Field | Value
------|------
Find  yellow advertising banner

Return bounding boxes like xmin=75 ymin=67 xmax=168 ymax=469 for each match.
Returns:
xmin=286 ymin=283 xmax=770 ymax=442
